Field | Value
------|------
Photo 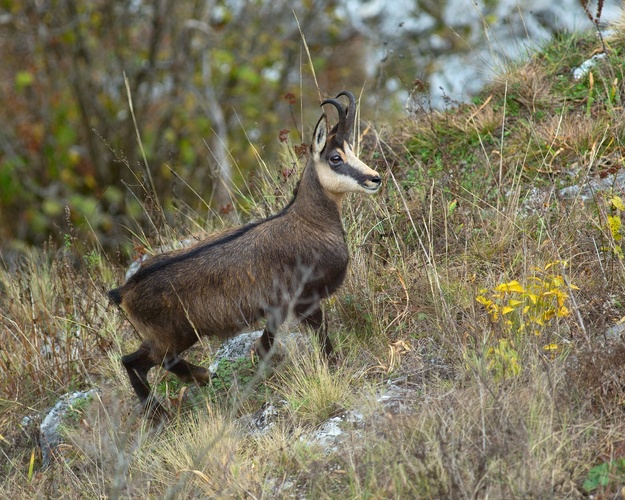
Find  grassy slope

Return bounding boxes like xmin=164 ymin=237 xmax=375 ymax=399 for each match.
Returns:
xmin=3 ymin=27 xmax=625 ymax=497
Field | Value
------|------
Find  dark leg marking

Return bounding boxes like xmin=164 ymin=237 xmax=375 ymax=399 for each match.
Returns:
xmin=301 ymin=305 xmax=333 ymax=358
xmin=121 ymin=341 xmax=170 ymax=419
xmin=164 ymin=356 xmax=212 ymax=385
xmin=121 ymin=341 xmax=157 ymax=405
xmin=256 ymin=308 xmax=287 ymax=359
xmin=256 ymin=324 xmax=276 ymax=359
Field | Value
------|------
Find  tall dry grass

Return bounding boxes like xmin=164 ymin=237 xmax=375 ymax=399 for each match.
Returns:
xmin=3 ymin=26 xmax=625 ymax=498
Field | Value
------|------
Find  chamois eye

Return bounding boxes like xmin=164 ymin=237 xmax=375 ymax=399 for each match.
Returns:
xmin=329 ymin=155 xmax=342 ymax=167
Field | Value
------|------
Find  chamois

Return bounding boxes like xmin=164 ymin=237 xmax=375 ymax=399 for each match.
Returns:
xmin=110 ymin=90 xmax=382 ymax=413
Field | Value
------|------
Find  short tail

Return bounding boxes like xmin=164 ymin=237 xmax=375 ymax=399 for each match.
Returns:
xmin=108 ymin=287 xmax=123 ymax=306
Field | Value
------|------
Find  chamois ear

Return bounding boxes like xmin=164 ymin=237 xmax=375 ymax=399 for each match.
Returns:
xmin=311 ymin=114 xmax=328 ymax=157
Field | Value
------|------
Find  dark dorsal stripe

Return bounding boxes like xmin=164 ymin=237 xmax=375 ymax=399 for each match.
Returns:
xmin=127 ymin=200 xmax=295 ymax=284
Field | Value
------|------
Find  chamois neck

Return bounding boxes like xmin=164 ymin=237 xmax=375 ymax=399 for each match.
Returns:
xmin=291 ymin=160 xmax=344 ymax=223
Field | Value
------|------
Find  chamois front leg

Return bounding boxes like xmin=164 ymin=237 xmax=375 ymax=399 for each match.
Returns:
xmin=301 ymin=306 xmax=334 ymax=359
xmin=254 ymin=307 xmax=286 ymax=360
xmin=255 ymin=321 xmax=279 ymax=361
xmin=256 ymin=327 xmax=274 ymax=358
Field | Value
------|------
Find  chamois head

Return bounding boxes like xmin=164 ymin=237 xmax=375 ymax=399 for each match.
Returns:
xmin=311 ymin=91 xmax=381 ymax=196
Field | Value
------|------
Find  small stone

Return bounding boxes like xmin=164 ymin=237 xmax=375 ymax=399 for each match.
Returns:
xmin=39 ymin=388 xmax=99 ymax=468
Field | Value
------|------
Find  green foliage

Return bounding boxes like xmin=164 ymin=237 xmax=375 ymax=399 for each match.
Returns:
xmin=476 ymin=261 xmax=577 ymax=339
xmin=583 ymin=459 xmax=625 ymax=494
xmin=485 ymin=338 xmax=521 ymax=381
xmin=407 ymin=113 xmax=495 ymax=168
xmin=61 ymin=394 xmax=95 ymax=429
xmin=155 ymin=356 xmax=264 ymax=413
xmin=0 ymin=0 xmax=371 ymax=251
xmin=475 ymin=261 xmax=577 ymax=378
xmin=603 ymin=195 xmax=625 ymax=259
xmin=208 ymin=357 xmax=260 ymax=400
xmin=83 ymin=249 xmax=101 ymax=269
xmin=14 ymin=71 xmax=33 ymax=91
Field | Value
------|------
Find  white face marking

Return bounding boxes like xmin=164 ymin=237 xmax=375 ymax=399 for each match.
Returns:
xmin=315 ymin=140 xmax=381 ymax=195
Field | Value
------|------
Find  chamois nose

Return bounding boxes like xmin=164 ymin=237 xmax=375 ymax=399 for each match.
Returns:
xmin=366 ymin=175 xmax=382 ymax=192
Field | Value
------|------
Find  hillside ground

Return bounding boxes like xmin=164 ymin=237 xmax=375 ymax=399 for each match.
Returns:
xmin=3 ymin=26 xmax=625 ymax=498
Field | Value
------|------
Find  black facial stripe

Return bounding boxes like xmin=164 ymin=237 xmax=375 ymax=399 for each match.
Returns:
xmin=335 ymin=162 xmax=375 ymax=185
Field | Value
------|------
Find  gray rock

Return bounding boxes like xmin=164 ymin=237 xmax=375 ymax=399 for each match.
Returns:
xmin=377 ymin=381 xmax=419 ymax=415
xmin=304 ymin=410 xmax=365 ymax=453
xmin=345 ymin=0 xmax=436 ymax=37
xmin=21 ymin=414 xmax=35 ymax=429
xmin=124 ymin=255 xmax=146 ymax=281
xmin=605 ymin=322 xmax=625 ymax=341
xmin=209 ymin=330 xmax=307 ymax=374
xmin=209 ymin=331 xmax=263 ymax=373
xmin=362 ymin=0 xmax=623 ymax=109
xmin=308 ymin=418 xmax=344 ymax=451
xmin=242 ymin=399 xmax=289 ymax=434
xmin=559 ymin=168 xmax=625 ymax=201
xmin=39 ymin=388 xmax=99 ymax=468
xmin=573 ymin=53 xmax=607 ymax=80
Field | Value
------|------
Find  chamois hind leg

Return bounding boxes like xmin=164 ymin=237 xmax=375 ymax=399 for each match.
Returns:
xmin=164 ymin=356 xmax=212 ymax=386
xmin=121 ymin=341 xmax=167 ymax=417
xmin=301 ymin=305 xmax=334 ymax=359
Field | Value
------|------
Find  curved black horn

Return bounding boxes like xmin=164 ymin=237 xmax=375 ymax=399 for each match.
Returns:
xmin=320 ymin=98 xmax=347 ymax=143
xmin=336 ymin=91 xmax=356 ymax=141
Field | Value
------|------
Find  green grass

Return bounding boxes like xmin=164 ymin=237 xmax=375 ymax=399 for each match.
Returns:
xmin=3 ymin=27 xmax=625 ymax=498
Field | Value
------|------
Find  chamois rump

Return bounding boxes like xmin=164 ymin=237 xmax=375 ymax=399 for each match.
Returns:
xmin=109 ymin=91 xmax=382 ymax=413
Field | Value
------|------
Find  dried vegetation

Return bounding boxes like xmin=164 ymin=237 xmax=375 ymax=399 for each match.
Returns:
xmin=3 ymin=26 xmax=625 ymax=498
